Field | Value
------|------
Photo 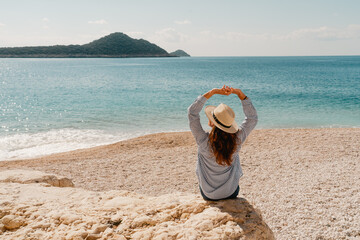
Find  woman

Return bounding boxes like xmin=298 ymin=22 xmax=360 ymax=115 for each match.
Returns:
xmin=188 ymin=85 xmax=258 ymax=201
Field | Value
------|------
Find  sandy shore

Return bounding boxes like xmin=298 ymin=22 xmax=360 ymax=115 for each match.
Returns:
xmin=1 ymin=128 xmax=359 ymax=239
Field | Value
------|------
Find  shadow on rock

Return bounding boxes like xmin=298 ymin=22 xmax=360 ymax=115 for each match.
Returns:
xmin=208 ymin=197 xmax=275 ymax=240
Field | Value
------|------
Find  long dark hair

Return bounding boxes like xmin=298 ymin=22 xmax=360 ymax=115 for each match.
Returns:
xmin=209 ymin=126 xmax=238 ymax=166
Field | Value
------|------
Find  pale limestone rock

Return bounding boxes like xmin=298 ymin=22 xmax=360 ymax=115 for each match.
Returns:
xmin=92 ymin=223 xmax=107 ymax=234
xmin=0 ymin=169 xmax=74 ymax=187
xmin=60 ymin=214 xmax=81 ymax=225
xmin=108 ymin=234 xmax=127 ymax=240
xmin=103 ymin=227 xmax=113 ymax=236
xmin=131 ymin=215 xmax=156 ymax=228
xmin=131 ymin=230 xmax=152 ymax=240
xmin=0 ymin=170 xmax=274 ymax=240
xmin=1 ymin=215 xmax=24 ymax=230
xmin=65 ymin=230 xmax=87 ymax=240
xmin=87 ymin=233 xmax=102 ymax=240
xmin=31 ymin=221 xmax=51 ymax=229
xmin=0 ymin=223 xmax=5 ymax=232
xmin=115 ymin=235 xmax=127 ymax=240
xmin=110 ymin=212 xmax=123 ymax=226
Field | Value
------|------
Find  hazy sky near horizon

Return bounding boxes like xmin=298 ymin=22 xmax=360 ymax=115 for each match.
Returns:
xmin=1 ymin=0 xmax=360 ymax=56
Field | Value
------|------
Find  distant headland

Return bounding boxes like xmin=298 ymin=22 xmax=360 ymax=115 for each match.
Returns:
xmin=0 ymin=32 xmax=190 ymax=58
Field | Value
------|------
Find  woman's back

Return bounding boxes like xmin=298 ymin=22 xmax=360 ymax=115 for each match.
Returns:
xmin=188 ymin=86 xmax=258 ymax=200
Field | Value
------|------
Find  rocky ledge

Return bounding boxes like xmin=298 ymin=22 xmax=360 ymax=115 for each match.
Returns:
xmin=0 ymin=170 xmax=274 ymax=239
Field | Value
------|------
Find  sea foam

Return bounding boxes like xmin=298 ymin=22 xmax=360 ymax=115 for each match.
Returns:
xmin=0 ymin=128 xmax=143 ymax=161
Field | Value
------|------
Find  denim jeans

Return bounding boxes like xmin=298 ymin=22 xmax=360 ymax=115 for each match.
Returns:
xmin=200 ymin=185 xmax=240 ymax=201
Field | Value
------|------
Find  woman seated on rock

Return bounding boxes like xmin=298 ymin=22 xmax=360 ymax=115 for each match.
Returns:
xmin=188 ymin=85 xmax=258 ymax=201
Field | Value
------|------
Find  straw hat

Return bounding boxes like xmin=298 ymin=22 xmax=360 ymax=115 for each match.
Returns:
xmin=205 ymin=103 xmax=239 ymax=134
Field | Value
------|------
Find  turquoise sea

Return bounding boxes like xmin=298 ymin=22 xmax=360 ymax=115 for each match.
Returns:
xmin=1 ymin=56 xmax=359 ymax=160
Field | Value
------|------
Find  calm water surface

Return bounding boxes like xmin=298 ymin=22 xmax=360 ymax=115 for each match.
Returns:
xmin=1 ymin=56 xmax=359 ymax=160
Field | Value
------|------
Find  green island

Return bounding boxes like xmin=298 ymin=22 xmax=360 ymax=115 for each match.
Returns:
xmin=0 ymin=32 xmax=190 ymax=58
xmin=169 ymin=49 xmax=191 ymax=57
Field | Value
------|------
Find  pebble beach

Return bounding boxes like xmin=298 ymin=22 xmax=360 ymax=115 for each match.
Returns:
xmin=1 ymin=128 xmax=359 ymax=239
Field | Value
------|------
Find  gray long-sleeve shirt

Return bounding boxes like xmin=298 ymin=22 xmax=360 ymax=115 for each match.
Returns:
xmin=188 ymin=95 xmax=258 ymax=200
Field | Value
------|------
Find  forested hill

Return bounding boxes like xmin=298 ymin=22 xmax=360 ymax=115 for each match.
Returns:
xmin=170 ymin=49 xmax=190 ymax=57
xmin=0 ymin=33 xmax=173 ymax=58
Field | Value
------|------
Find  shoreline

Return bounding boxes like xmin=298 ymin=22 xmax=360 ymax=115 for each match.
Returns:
xmin=0 ymin=127 xmax=358 ymax=193
xmin=1 ymin=128 xmax=360 ymax=239
xmin=1 ymin=128 xmax=190 ymax=162
xmin=2 ymin=126 xmax=359 ymax=162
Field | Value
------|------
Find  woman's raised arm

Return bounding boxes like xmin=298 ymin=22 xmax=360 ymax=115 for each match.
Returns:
xmin=230 ymin=87 xmax=258 ymax=143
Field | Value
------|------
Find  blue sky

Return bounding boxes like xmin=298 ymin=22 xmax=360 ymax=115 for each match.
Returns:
xmin=0 ymin=0 xmax=360 ymax=56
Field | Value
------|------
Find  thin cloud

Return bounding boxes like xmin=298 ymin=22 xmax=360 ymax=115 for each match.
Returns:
xmin=0 ymin=23 xmax=5 ymax=27
xmin=41 ymin=18 xmax=49 ymax=29
xmin=88 ymin=19 xmax=107 ymax=25
xmin=152 ymin=28 xmax=188 ymax=43
xmin=175 ymin=20 xmax=191 ymax=25
xmin=200 ymin=24 xmax=360 ymax=43
xmin=224 ymin=32 xmax=268 ymax=41
xmin=200 ymin=30 xmax=267 ymax=42
xmin=200 ymin=30 xmax=211 ymax=35
xmin=278 ymin=24 xmax=360 ymax=41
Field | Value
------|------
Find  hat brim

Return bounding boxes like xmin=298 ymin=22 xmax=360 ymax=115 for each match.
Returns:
xmin=205 ymin=105 xmax=239 ymax=134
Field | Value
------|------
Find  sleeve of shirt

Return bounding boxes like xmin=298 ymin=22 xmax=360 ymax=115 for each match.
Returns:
xmin=188 ymin=95 xmax=208 ymax=146
xmin=237 ymin=97 xmax=258 ymax=143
